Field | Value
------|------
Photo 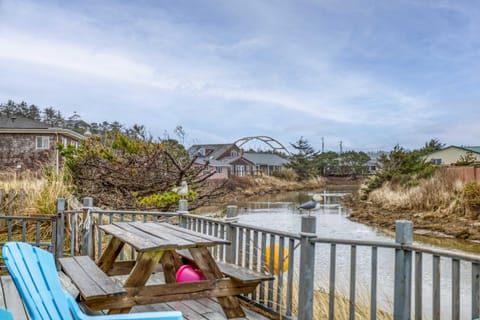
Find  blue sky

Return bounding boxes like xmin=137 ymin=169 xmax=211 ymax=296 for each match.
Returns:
xmin=1 ymin=0 xmax=479 ymax=152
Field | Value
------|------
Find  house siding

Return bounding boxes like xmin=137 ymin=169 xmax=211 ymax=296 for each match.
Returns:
xmin=425 ymin=147 xmax=480 ymax=165
xmin=218 ymin=146 xmax=241 ymax=159
xmin=0 ymin=133 xmax=79 ymax=170
xmin=203 ymin=166 xmax=229 ymax=180
xmin=229 ymin=158 xmax=254 ymax=177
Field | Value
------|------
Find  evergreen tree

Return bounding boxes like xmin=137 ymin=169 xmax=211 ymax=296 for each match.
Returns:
xmin=287 ymin=137 xmax=317 ymax=180
xmin=339 ymin=151 xmax=371 ymax=177
xmin=42 ymin=107 xmax=57 ymax=124
xmin=421 ymin=138 xmax=445 ymax=155
xmin=26 ymin=104 xmax=41 ymax=120
xmin=314 ymin=151 xmax=339 ymax=176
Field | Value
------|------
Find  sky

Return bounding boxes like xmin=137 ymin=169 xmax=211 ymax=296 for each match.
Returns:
xmin=1 ymin=0 xmax=479 ymax=152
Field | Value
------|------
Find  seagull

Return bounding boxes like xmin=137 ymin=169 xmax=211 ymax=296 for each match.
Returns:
xmin=172 ymin=180 xmax=188 ymax=199
xmin=297 ymin=194 xmax=323 ymax=215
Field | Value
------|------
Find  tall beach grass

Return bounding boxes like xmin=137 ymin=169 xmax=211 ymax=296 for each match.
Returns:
xmin=368 ymin=169 xmax=464 ymax=213
xmin=0 ymin=167 xmax=73 ymax=215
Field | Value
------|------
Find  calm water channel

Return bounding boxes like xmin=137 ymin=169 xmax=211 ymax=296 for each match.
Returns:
xmin=232 ymin=189 xmax=480 ymax=319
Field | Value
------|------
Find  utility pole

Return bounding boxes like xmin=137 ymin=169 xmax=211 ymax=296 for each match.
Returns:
xmin=321 ymin=137 xmax=324 ymax=153
xmin=339 ymin=140 xmax=343 ymax=154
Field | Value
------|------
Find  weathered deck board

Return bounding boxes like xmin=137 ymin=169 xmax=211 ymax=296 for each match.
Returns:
xmin=0 ymin=276 xmax=30 ymax=320
xmin=0 ymin=273 xmax=269 ymax=320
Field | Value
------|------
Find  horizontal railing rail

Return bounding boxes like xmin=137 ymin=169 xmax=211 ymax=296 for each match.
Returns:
xmin=0 ymin=215 xmax=58 ymax=247
xmin=0 ymin=214 xmax=59 ymax=270
xmin=179 ymin=208 xmax=300 ymax=319
xmin=310 ymin=221 xmax=480 ymax=320
xmin=3 ymin=198 xmax=480 ymax=320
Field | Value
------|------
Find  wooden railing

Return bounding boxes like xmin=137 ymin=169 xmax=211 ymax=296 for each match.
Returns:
xmin=3 ymin=198 xmax=480 ymax=319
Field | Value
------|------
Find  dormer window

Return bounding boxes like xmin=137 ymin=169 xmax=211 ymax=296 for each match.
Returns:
xmin=231 ymin=151 xmax=238 ymax=157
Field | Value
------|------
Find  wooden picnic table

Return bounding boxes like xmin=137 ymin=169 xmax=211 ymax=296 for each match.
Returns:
xmin=61 ymin=221 xmax=265 ymax=318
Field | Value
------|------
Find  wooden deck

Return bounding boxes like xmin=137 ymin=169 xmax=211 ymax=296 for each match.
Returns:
xmin=0 ymin=274 xmax=270 ymax=320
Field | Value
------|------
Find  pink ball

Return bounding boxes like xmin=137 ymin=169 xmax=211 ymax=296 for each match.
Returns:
xmin=175 ymin=265 xmax=205 ymax=282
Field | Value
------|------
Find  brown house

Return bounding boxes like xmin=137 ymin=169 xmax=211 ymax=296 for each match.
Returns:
xmin=188 ymin=143 xmax=289 ymax=178
xmin=0 ymin=116 xmax=84 ymax=172
xmin=188 ymin=144 xmax=255 ymax=178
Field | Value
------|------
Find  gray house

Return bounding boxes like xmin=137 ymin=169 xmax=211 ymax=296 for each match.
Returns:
xmin=0 ymin=116 xmax=84 ymax=172
xmin=243 ymin=152 xmax=290 ymax=176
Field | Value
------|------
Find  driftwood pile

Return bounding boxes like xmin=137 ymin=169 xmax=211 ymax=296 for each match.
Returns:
xmin=0 ymin=189 xmax=27 ymax=215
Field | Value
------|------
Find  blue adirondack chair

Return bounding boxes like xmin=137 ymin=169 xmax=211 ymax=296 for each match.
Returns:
xmin=3 ymin=242 xmax=183 ymax=320
xmin=0 ymin=308 xmax=14 ymax=320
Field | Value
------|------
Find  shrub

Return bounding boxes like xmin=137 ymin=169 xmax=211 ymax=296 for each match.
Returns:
xmin=272 ymin=168 xmax=298 ymax=181
xmin=368 ymin=169 xmax=462 ymax=212
xmin=464 ymin=182 xmax=480 ymax=206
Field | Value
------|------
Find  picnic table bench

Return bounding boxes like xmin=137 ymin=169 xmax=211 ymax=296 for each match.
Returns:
xmin=176 ymin=249 xmax=274 ymax=284
xmin=59 ymin=222 xmax=273 ymax=319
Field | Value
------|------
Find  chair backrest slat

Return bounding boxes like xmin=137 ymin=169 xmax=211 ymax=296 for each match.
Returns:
xmin=3 ymin=242 xmax=183 ymax=320
xmin=3 ymin=242 xmax=72 ymax=319
xmin=0 ymin=308 xmax=14 ymax=320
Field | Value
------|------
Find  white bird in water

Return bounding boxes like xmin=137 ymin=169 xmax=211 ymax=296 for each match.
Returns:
xmin=172 ymin=180 xmax=188 ymax=198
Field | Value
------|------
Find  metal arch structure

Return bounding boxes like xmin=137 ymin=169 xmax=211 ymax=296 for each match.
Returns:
xmin=234 ymin=136 xmax=291 ymax=155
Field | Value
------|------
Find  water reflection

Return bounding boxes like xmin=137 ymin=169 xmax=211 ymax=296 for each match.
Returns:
xmin=234 ymin=190 xmax=480 ymax=319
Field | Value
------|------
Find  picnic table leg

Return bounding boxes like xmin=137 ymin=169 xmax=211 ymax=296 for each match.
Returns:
xmin=160 ymin=251 xmax=180 ymax=283
xmin=189 ymin=247 xmax=246 ymax=318
xmin=97 ymin=237 xmax=125 ymax=273
xmin=108 ymin=250 xmax=165 ymax=314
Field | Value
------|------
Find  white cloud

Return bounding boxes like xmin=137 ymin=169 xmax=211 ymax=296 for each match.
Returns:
xmin=0 ymin=31 xmax=169 ymax=87
xmin=1 ymin=0 xmax=477 ymax=149
xmin=0 ymin=26 xmax=431 ymax=131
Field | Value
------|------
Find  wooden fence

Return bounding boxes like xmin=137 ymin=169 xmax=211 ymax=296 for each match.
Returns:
xmin=445 ymin=166 xmax=480 ymax=184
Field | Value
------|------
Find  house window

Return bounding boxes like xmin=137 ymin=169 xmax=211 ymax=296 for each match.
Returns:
xmin=431 ymin=158 xmax=442 ymax=165
xmin=236 ymin=165 xmax=244 ymax=176
xmin=231 ymin=151 xmax=238 ymax=157
xmin=36 ymin=136 xmax=50 ymax=150
xmin=216 ymin=167 xmax=223 ymax=174
xmin=62 ymin=138 xmax=68 ymax=146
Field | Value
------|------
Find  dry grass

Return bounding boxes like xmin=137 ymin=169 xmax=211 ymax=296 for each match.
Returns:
xmin=310 ymin=289 xmax=392 ymax=320
xmin=0 ymin=167 xmax=73 ymax=215
xmin=285 ymin=281 xmax=392 ymax=320
xmin=259 ymin=271 xmax=392 ymax=320
xmin=240 ymin=175 xmax=327 ymax=197
xmin=368 ymin=170 xmax=464 ymax=213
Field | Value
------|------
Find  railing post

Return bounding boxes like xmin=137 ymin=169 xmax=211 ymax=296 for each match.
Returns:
xmin=178 ymin=199 xmax=188 ymax=228
xmin=394 ymin=220 xmax=413 ymax=320
xmin=81 ymin=197 xmax=94 ymax=258
xmin=55 ymin=198 xmax=65 ymax=261
xmin=225 ymin=205 xmax=239 ymax=264
xmin=298 ymin=215 xmax=317 ymax=320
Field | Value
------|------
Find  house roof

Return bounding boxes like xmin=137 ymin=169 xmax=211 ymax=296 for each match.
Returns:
xmin=188 ymin=144 xmax=237 ymax=160
xmin=219 ymin=156 xmax=255 ymax=165
xmin=194 ymin=158 xmax=231 ymax=167
xmin=427 ymin=145 xmax=480 ymax=156
xmin=243 ymin=152 xmax=290 ymax=166
xmin=0 ymin=116 xmax=49 ymax=129
xmin=465 ymin=146 xmax=480 ymax=154
xmin=0 ymin=116 xmax=85 ymax=140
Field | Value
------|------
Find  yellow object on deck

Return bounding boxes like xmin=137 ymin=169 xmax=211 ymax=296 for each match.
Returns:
xmin=265 ymin=244 xmax=289 ymax=274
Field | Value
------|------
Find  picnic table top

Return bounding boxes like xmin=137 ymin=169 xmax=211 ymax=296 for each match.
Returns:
xmin=99 ymin=222 xmax=230 ymax=252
